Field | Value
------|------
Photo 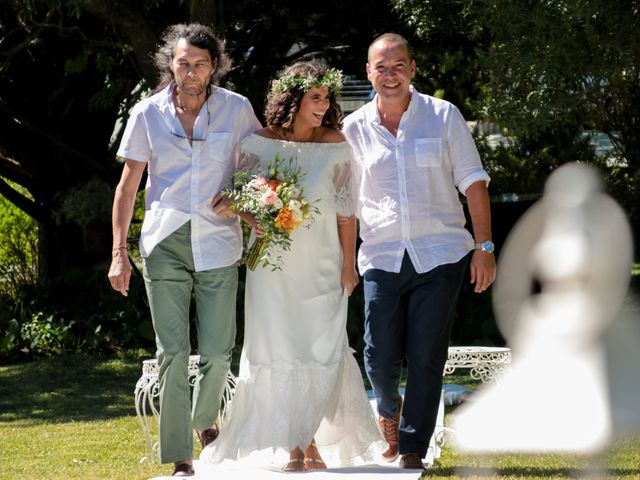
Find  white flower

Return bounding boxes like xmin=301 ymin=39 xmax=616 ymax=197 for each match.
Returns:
xmin=288 ymin=199 xmax=302 ymax=210
xmin=289 ymin=200 xmax=304 ymax=222
xmin=274 ymin=198 xmax=284 ymax=209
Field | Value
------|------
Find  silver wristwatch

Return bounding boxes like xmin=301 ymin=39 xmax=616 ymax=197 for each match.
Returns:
xmin=474 ymin=240 xmax=495 ymax=253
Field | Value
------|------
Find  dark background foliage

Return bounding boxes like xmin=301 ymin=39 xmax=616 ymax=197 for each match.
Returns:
xmin=1 ymin=0 xmax=637 ymax=361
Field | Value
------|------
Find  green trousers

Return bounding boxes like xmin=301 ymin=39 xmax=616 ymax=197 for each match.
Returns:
xmin=142 ymin=222 xmax=237 ymax=463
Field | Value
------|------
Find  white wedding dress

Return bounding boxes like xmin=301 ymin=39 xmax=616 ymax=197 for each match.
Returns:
xmin=199 ymin=134 xmax=384 ymax=469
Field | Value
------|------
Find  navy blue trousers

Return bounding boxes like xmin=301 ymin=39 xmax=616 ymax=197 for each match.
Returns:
xmin=363 ymin=251 xmax=470 ymax=457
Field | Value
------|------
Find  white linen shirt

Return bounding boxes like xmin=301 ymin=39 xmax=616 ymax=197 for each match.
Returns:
xmin=343 ymin=86 xmax=490 ymax=275
xmin=117 ymin=83 xmax=260 ymax=271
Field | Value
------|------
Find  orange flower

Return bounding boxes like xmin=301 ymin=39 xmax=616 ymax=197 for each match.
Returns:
xmin=274 ymin=207 xmax=301 ymax=234
xmin=267 ymin=179 xmax=281 ymax=191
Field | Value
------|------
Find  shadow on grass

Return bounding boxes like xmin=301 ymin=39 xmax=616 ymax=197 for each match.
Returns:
xmin=0 ymin=352 xmax=151 ymax=424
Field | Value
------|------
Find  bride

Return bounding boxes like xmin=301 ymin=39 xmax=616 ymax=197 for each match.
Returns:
xmin=202 ymin=59 xmax=384 ymax=472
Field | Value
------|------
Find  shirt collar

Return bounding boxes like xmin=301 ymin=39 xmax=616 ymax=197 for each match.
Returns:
xmin=406 ymin=85 xmax=419 ymax=115
xmin=151 ymin=82 xmax=215 ymax=131
xmin=150 ymin=82 xmax=174 ymax=106
xmin=366 ymin=84 xmax=420 ymax=125
xmin=146 ymin=83 xmax=177 ymax=133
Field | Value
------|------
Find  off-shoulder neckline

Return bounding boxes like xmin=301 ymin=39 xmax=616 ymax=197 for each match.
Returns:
xmin=248 ymin=133 xmax=348 ymax=147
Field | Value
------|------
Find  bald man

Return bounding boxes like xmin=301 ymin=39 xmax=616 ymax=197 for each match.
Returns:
xmin=343 ymin=33 xmax=496 ymax=470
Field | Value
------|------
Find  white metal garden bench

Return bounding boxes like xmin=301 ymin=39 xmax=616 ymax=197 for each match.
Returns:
xmin=134 ymin=346 xmax=511 ymax=463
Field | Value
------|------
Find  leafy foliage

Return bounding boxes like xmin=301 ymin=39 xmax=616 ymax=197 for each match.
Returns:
xmin=470 ymin=1 xmax=640 ymax=140
xmin=0 ymin=0 xmax=156 ymax=281
xmin=0 ymin=266 xmax=153 ymax=360
xmin=0 ymin=0 xmax=408 ymax=283
xmin=54 ymin=177 xmax=115 ymax=228
xmin=0 ymin=187 xmax=38 ymax=298
xmin=394 ymin=0 xmax=640 ymax=251
xmin=474 ymin=0 xmax=640 ymax=242
xmin=2 ymin=0 xmax=635 ymax=358
xmin=392 ymin=0 xmax=488 ymax=117
xmin=270 ymin=68 xmax=343 ymax=95
xmin=20 ymin=312 xmax=82 ymax=355
xmin=476 ymin=132 xmax=600 ymax=197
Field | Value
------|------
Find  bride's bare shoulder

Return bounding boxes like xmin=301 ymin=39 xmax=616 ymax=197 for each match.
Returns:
xmin=254 ymin=127 xmax=280 ymax=140
xmin=317 ymin=127 xmax=346 ymax=144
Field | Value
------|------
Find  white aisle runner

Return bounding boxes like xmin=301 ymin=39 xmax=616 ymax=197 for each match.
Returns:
xmin=151 ymin=461 xmax=425 ymax=480
xmin=149 ymin=390 xmax=447 ymax=480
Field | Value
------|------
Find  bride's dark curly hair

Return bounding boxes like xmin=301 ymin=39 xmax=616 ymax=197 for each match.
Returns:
xmin=265 ymin=59 xmax=343 ymax=134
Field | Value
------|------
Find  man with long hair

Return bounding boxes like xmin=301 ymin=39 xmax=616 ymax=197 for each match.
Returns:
xmin=108 ymin=23 xmax=259 ymax=476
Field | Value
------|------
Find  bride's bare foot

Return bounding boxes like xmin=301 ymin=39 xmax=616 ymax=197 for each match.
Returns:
xmin=303 ymin=440 xmax=326 ymax=471
xmin=282 ymin=447 xmax=305 ymax=472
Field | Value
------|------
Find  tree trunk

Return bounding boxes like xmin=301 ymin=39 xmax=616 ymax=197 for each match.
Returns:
xmin=188 ymin=0 xmax=220 ymax=29
xmin=37 ymin=218 xmax=108 ymax=286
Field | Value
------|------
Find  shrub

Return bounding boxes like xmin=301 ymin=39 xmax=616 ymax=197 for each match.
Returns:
xmin=0 ymin=263 xmax=154 ymax=361
xmin=0 ymin=190 xmax=38 ymax=298
xmin=20 ymin=312 xmax=83 ymax=355
xmin=54 ymin=177 xmax=114 ymax=229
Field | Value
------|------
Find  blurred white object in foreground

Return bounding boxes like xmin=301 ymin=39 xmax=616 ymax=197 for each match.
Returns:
xmin=453 ymin=162 xmax=634 ymax=453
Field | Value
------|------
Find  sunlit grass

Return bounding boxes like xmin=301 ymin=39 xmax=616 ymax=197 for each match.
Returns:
xmin=1 ymin=353 xmax=639 ymax=479
xmin=0 ymin=352 xmax=168 ymax=479
xmin=419 ymin=440 xmax=640 ymax=479
xmin=2 ymin=417 xmax=166 ymax=479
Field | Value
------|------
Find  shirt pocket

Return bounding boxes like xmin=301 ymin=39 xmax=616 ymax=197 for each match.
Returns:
xmin=208 ymin=132 xmax=232 ymax=162
xmin=415 ymin=138 xmax=442 ymax=167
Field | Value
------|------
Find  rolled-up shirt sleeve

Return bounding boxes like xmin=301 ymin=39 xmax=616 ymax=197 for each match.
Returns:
xmin=447 ymin=106 xmax=490 ymax=195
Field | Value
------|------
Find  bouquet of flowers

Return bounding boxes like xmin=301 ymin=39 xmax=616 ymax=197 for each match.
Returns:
xmin=224 ymin=154 xmax=318 ymax=271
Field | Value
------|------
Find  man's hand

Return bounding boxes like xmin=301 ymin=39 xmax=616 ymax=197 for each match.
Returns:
xmin=108 ymin=250 xmax=132 ymax=297
xmin=470 ymin=250 xmax=496 ymax=293
xmin=211 ymin=192 xmax=236 ymax=218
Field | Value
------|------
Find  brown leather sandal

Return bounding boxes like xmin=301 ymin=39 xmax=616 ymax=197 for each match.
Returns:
xmin=303 ymin=457 xmax=327 ymax=470
xmin=282 ymin=458 xmax=305 ymax=472
xmin=303 ymin=439 xmax=326 ymax=470
xmin=196 ymin=427 xmax=219 ymax=449
xmin=172 ymin=462 xmax=194 ymax=477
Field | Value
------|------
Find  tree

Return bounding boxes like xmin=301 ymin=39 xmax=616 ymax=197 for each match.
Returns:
xmin=0 ymin=0 xmax=168 ymax=282
xmin=0 ymin=187 xmax=38 ymax=298
xmin=0 ymin=0 xmax=414 ymax=357
xmin=1 ymin=0 xmax=409 ymax=286
xmin=394 ymin=0 xmax=640 ymax=246
xmin=478 ymin=0 xmax=639 ymax=240
xmin=391 ymin=0 xmax=489 ymax=118
xmin=213 ymin=0 xmax=411 ymax=111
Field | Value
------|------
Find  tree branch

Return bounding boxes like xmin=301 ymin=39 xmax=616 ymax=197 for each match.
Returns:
xmin=77 ymin=0 xmax=159 ymax=86
xmin=0 ymin=177 xmax=48 ymax=222
xmin=0 ymin=99 xmax=107 ymax=173
xmin=0 ymin=150 xmax=33 ymax=188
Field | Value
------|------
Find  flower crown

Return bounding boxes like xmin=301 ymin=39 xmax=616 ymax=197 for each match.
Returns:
xmin=270 ymin=68 xmax=343 ymax=95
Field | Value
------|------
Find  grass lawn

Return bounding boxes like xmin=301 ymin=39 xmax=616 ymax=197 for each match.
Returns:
xmin=1 ymin=352 xmax=639 ymax=479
